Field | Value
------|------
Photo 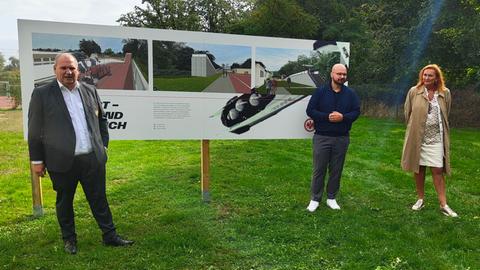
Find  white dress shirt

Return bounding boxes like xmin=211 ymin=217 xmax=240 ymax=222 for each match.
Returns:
xmin=58 ymin=81 xmax=93 ymax=155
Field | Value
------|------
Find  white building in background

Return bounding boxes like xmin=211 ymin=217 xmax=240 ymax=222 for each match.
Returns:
xmin=191 ymin=54 xmax=217 ymax=77
xmin=32 ymin=51 xmax=58 ymax=85
xmin=231 ymin=61 xmax=271 ymax=88
xmin=253 ymin=62 xmax=271 ymax=88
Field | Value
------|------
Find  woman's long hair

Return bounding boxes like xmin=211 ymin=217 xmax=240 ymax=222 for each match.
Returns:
xmin=415 ymin=64 xmax=446 ymax=93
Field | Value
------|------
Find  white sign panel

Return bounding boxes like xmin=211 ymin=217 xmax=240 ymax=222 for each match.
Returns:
xmin=18 ymin=19 xmax=350 ymax=140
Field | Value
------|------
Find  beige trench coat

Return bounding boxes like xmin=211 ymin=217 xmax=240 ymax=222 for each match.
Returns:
xmin=401 ymin=86 xmax=451 ymax=175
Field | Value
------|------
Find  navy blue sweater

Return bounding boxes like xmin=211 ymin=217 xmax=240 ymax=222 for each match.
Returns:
xmin=306 ymin=83 xmax=360 ymax=136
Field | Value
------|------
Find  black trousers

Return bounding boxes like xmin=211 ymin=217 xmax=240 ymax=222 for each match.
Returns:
xmin=310 ymin=134 xmax=350 ymax=201
xmin=48 ymin=152 xmax=116 ymax=242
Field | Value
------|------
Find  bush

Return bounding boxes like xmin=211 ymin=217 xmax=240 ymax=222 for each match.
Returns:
xmin=352 ymin=83 xmax=404 ymax=119
xmin=450 ymin=88 xmax=480 ymax=128
xmin=352 ymin=83 xmax=480 ymax=128
xmin=0 ymin=70 xmax=21 ymax=108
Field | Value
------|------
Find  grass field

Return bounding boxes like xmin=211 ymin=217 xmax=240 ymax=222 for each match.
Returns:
xmin=255 ymin=81 xmax=315 ymax=95
xmin=0 ymin=110 xmax=479 ymax=269
xmin=154 ymin=74 xmax=222 ymax=92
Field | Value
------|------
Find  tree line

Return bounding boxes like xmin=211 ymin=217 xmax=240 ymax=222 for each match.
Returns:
xmin=119 ymin=0 xmax=480 ymax=91
xmin=117 ymin=0 xmax=480 ymax=127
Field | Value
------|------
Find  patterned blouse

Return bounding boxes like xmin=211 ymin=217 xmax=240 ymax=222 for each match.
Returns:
xmin=423 ymin=88 xmax=443 ymax=145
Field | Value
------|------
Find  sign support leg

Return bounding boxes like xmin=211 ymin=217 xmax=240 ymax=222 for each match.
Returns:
xmin=30 ymin=164 xmax=44 ymax=217
xmin=201 ymin=140 xmax=211 ymax=202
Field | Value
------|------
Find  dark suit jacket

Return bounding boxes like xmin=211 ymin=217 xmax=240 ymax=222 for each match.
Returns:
xmin=28 ymin=80 xmax=109 ymax=172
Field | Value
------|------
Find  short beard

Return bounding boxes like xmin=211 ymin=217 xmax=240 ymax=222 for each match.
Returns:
xmin=333 ymin=79 xmax=345 ymax=86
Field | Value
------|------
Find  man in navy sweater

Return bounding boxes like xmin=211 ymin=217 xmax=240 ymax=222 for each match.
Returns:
xmin=306 ymin=63 xmax=360 ymax=212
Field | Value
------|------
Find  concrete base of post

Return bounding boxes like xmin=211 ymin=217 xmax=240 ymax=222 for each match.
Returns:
xmin=32 ymin=205 xmax=44 ymax=218
xmin=202 ymin=191 xmax=211 ymax=203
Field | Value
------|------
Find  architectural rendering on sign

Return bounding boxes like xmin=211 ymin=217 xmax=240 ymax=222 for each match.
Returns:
xmin=32 ymin=33 xmax=148 ymax=90
xmin=153 ymin=41 xmax=251 ymax=93
xmin=19 ymin=20 xmax=349 ymax=140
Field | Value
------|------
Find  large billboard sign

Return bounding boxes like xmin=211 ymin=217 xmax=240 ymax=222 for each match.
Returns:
xmin=18 ymin=20 xmax=349 ymax=140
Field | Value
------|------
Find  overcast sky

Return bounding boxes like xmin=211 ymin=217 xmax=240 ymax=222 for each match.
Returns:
xmin=0 ymin=0 xmax=140 ymax=60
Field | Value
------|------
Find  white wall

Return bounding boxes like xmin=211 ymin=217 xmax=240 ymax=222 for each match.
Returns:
xmin=33 ymin=64 xmax=55 ymax=84
xmin=132 ymin=60 xmax=148 ymax=90
xmin=254 ymin=64 xmax=271 ymax=88
xmin=191 ymin=54 xmax=216 ymax=77
xmin=288 ymin=70 xmax=315 ymax=87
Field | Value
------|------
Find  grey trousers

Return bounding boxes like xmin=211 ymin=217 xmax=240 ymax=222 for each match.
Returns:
xmin=310 ymin=134 xmax=350 ymax=201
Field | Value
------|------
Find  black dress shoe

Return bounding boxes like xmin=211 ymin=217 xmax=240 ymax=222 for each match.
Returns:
xmin=64 ymin=240 xmax=77 ymax=254
xmin=103 ymin=235 xmax=134 ymax=247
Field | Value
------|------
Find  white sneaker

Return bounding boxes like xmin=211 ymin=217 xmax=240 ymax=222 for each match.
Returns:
xmin=306 ymin=200 xmax=319 ymax=212
xmin=440 ymin=205 xmax=458 ymax=217
xmin=411 ymin=199 xmax=424 ymax=211
xmin=326 ymin=199 xmax=341 ymax=210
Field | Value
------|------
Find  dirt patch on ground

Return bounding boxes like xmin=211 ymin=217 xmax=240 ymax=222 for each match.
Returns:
xmin=0 ymin=110 xmax=24 ymax=133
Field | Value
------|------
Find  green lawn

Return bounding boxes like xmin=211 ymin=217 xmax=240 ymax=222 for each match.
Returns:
xmin=0 ymin=110 xmax=478 ymax=269
xmin=256 ymin=81 xmax=315 ymax=95
xmin=279 ymin=80 xmax=316 ymax=95
xmin=154 ymin=73 xmax=222 ymax=92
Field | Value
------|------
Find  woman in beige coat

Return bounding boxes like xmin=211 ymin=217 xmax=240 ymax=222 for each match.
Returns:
xmin=401 ymin=64 xmax=458 ymax=217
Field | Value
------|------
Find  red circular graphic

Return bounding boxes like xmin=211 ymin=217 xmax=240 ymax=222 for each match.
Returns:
xmin=304 ymin=118 xmax=315 ymax=132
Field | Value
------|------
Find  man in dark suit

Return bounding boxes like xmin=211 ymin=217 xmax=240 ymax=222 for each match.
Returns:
xmin=28 ymin=53 xmax=133 ymax=254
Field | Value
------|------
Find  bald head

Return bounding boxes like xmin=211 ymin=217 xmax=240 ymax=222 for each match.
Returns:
xmin=330 ymin=63 xmax=348 ymax=87
xmin=331 ymin=63 xmax=348 ymax=74
xmin=54 ymin=53 xmax=79 ymax=90
xmin=54 ymin=53 xmax=78 ymax=66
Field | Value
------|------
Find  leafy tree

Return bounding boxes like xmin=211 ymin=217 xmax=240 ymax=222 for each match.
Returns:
xmin=117 ymin=0 xmax=252 ymax=32
xmin=0 ymin=52 xmax=5 ymax=71
xmin=9 ymin=57 xmax=19 ymax=68
xmin=277 ymin=52 xmax=339 ymax=76
xmin=0 ymin=54 xmax=20 ymax=105
xmin=122 ymin=39 xmax=149 ymax=79
xmin=79 ymin=39 xmax=101 ymax=57
xmin=152 ymin=41 xmax=178 ymax=71
xmin=298 ymin=0 xmax=355 ymax=40
xmin=229 ymin=0 xmax=318 ymax=39
xmin=347 ymin=1 xmax=427 ymax=85
xmin=4 ymin=57 xmax=20 ymax=71
xmin=150 ymin=41 xmax=222 ymax=75
xmin=123 ymin=38 xmax=149 ymax=74
xmin=196 ymin=0 xmax=254 ymax=32
xmin=123 ymin=39 xmax=147 ymax=57
xmin=175 ymin=46 xmax=195 ymax=70
xmin=103 ymin=48 xmax=116 ymax=56
xmin=118 ymin=0 xmax=201 ymax=30
xmin=151 ymin=41 xmax=205 ymax=75
xmin=425 ymin=0 xmax=480 ymax=89
xmin=0 ymin=69 xmax=21 ymax=105
xmin=239 ymin=58 xmax=252 ymax=68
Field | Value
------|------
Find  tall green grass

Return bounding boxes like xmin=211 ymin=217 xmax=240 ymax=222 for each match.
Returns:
xmin=0 ymin=110 xmax=478 ymax=269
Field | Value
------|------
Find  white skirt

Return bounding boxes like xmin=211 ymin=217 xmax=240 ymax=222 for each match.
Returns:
xmin=419 ymin=142 xmax=444 ymax=168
